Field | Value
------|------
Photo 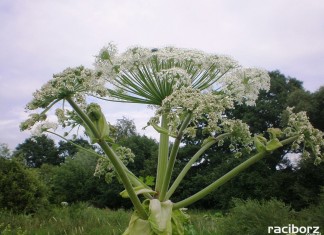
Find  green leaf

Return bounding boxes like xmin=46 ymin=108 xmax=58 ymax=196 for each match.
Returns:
xmin=120 ymin=186 xmax=157 ymax=198
xmin=148 ymin=199 xmax=173 ymax=234
xmin=254 ymin=136 xmax=266 ymax=153
xmin=266 ymin=138 xmax=283 ymax=151
xmin=85 ymin=103 xmax=113 ymax=143
xmin=123 ymin=212 xmax=153 ymax=235
xmin=171 ymin=210 xmax=190 ymax=235
xmin=268 ymin=128 xmax=282 ymax=139
xmin=139 ymin=176 xmax=156 ymax=187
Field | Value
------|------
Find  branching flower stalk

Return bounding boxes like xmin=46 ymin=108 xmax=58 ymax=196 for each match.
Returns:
xmin=66 ymin=97 xmax=148 ymax=219
xmin=21 ymin=44 xmax=324 ymax=234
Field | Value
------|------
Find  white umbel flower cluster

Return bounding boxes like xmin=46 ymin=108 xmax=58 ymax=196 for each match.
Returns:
xmin=284 ymin=107 xmax=324 ymax=164
xmin=26 ymin=66 xmax=106 ymax=110
xmin=95 ymin=45 xmax=238 ymax=79
xmin=31 ymin=121 xmax=58 ymax=137
xmin=152 ymin=87 xmax=233 ymax=137
xmin=95 ymin=44 xmax=258 ymax=106
xmin=95 ymin=44 xmax=270 ymax=105
xmin=219 ymin=68 xmax=270 ymax=106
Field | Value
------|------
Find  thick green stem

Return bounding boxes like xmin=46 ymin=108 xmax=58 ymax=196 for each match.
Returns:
xmin=155 ymin=113 xmax=170 ymax=195
xmin=159 ymin=113 xmax=192 ymax=201
xmin=173 ymin=135 xmax=300 ymax=209
xmin=66 ymin=97 xmax=148 ymax=219
xmin=166 ymin=133 xmax=231 ymax=200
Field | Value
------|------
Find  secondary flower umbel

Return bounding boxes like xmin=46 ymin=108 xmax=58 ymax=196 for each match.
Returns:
xmin=26 ymin=66 xmax=106 ymax=110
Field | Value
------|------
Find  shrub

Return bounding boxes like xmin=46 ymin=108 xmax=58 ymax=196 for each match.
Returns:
xmin=0 ymin=158 xmax=48 ymax=213
xmin=296 ymin=188 xmax=324 ymax=233
xmin=216 ymin=198 xmax=296 ymax=235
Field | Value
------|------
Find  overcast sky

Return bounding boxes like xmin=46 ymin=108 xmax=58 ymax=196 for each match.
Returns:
xmin=1 ymin=0 xmax=324 ymax=149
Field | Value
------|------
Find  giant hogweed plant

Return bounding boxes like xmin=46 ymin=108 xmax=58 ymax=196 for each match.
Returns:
xmin=21 ymin=44 xmax=324 ymax=234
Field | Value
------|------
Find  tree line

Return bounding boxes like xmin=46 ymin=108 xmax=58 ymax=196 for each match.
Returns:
xmin=0 ymin=70 xmax=323 ymax=213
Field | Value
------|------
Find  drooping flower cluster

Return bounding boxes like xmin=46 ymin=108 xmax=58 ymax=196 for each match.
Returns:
xmin=21 ymin=66 xmax=108 ymax=136
xmin=20 ymin=113 xmax=47 ymax=131
xmin=283 ymin=107 xmax=324 ymax=164
xmin=31 ymin=121 xmax=58 ymax=137
xmin=26 ymin=66 xmax=106 ymax=110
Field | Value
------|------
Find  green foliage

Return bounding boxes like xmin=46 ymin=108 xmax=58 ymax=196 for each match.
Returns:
xmin=113 ymin=117 xmax=137 ymax=141
xmin=14 ymin=135 xmax=62 ymax=167
xmin=297 ymin=187 xmax=324 ymax=230
xmin=58 ymin=137 xmax=94 ymax=158
xmin=47 ymin=152 xmax=119 ymax=208
xmin=307 ymin=86 xmax=324 ymax=131
xmin=0 ymin=158 xmax=48 ymax=213
xmin=0 ymin=143 xmax=11 ymax=158
xmin=118 ymin=135 xmax=158 ymax=179
xmin=216 ymin=199 xmax=295 ymax=235
xmin=214 ymin=196 xmax=324 ymax=235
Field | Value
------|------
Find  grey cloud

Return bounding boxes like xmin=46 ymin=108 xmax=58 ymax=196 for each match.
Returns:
xmin=0 ymin=0 xmax=323 ymax=149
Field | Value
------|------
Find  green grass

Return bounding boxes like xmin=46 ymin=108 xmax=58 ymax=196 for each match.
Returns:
xmin=0 ymin=203 xmax=131 ymax=235
xmin=0 ymin=203 xmax=221 ymax=235
xmin=1 ymin=199 xmax=323 ymax=235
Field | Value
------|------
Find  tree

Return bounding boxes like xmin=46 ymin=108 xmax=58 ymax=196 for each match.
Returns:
xmin=0 ymin=143 xmax=11 ymax=158
xmin=0 ymin=158 xmax=48 ymax=213
xmin=48 ymin=151 xmax=119 ymax=207
xmin=118 ymin=135 xmax=158 ymax=180
xmin=113 ymin=117 xmax=137 ymax=141
xmin=58 ymin=137 xmax=94 ymax=158
xmin=309 ymin=86 xmax=324 ymax=131
xmin=14 ymin=135 xmax=62 ymax=167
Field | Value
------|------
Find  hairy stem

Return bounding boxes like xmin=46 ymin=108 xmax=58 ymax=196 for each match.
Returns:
xmin=159 ymin=112 xmax=192 ymax=201
xmin=166 ymin=133 xmax=231 ymax=200
xmin=66 ymin=97 xmax=148 ymax=219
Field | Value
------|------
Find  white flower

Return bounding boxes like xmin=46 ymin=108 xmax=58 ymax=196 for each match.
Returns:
xmin=31 ymin=122 xmax=58 ymax=137
xmin=26 ymin=66 xmax=106 ymax=110
xmin=94 ymin=44 xmax=240 ymax=105
xmin=61 ymin=202 xmax=69 ymax=207
xmin=284 ymin=107 xmax=324 ymax=164
xmin=219 ymin=68 xmax=270 ymax=106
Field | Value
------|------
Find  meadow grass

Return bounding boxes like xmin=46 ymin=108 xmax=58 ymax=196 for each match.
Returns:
xmin=0 ymin=203 xmax=131 ymax=235
xmin=0 ymin=203 xmax=221 ymax=235
xmin=2 ymin=199 xmax=322 ymax=235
